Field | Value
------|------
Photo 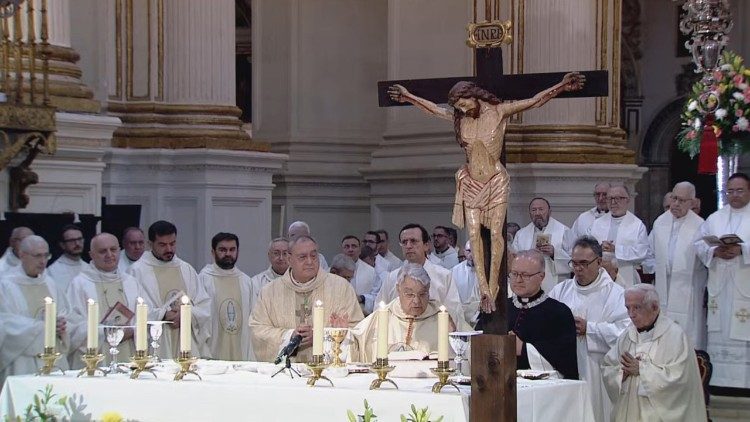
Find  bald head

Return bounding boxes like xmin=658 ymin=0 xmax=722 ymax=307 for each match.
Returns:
xmin=9 ymin=226 xmax=34 ymax=257
xmin=287 ymin=221 xmax=311 ymax=240
xmin=90 ymin=233 xmax=121 ymax=272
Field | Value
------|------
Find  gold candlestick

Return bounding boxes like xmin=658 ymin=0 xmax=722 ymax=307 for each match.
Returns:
xmin=369 ymin=357 xmax=398 ymax=390
xmin=174 ymin=351 xmax=201 ymax=381
xmin=77 ymin=348 xmax=106 ymax=377
xmin=431 ymin=360 xmax=460 ymax=393
xmin=306 ymin=354 xmax=333 ymax=387
xmin=130 ymin=350 xmax=156 ymax=379
xmin=36 ymin=347 xmax=64 ymax=376
xmin=328 ymin=328 xmax=348 ymax=368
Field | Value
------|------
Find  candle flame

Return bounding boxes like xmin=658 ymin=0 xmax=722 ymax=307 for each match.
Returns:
xmin=315 ymin=300 xmax=323 ymax=307
xmin=181 ymin=295 xmax=189 ymax=305
xmin=379 ymin=301 xmax=386 ymax=309
xmin=87 ymin=298 xmax=95 ymax=305
xmin=44 ymin=297 xmax=53 ymax=304
xmin=439 ymin=305 xmax=447 ymax=312
xmin=137 ymin=297 xmax=144 ymax=305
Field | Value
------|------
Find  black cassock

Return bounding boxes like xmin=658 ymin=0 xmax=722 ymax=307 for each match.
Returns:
xmin=507 ymin=290 xmax=579 ymax=380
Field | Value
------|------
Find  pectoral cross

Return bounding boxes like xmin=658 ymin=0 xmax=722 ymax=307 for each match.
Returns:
xmin=708 ymin=298 xmax=719 ymax=315
xmin=296 ymin=297 xmax=312 ymax=325
xmin=736 ymin=308 xmax=750 ymax=323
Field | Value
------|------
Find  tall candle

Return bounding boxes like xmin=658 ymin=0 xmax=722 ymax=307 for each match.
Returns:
xmin=87 ymin=298 xmax=99 ymax=349
xmin=376 ymin=301 xmax=389 ymax=359
xmin=180 ymin=295 xmax=191 ymax=352
xmin=44 ymin=297 xmax=55 ymax=349
xmin=135 ymin=297 xmax=148 ymax=351
xmin=438 ymin=305 xmax=449 ymax=361
xmin=312 ymin=300 xmax=324 ymax=355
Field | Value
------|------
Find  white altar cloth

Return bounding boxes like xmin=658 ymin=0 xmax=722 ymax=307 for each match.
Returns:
xmin=0 ymin=362 xmax=593 ymax=421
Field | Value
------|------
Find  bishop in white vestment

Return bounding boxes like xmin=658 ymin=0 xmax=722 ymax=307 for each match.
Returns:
xmin=0 ymin=236 xmax=71 ymax=386
xmin=603 ymin=284 xmax=706 ymax=422
xmin=549 ymin=237 xmax=629 ymax=422
xmin=694 ymin=173 xmax=750 ymax=388
xmin=649 ymin=182 xmax=707 ymax=349
xmin=0 ymin=226 xmax=33 ymax=275
xmin=47 ymin=225 xmax=86 ymax=295
xmin=589 ymin=185 xmax=649 ymax=287
xmin=68 ymin=234 xmax=141 ymax=368
xmin=512 ymin=198 xmax=572 ymax=293
xmin=128 ymin=221 xmax=211 ymax=359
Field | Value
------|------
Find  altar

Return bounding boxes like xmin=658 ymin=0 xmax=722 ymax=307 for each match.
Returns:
xmin=0 ymin=362 xmax=594 ymax=421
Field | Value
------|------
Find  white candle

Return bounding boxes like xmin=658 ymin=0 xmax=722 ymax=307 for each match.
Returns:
xmin=312 ymin=300 xmax=324 ymax=355
xmin=180 ymin=295 xmax=191 ymax=352
xmin=87 ymin=298 xmax=99 ymax=349
xmin=438 ymin=305 xmax=449 ymax=361
xmin=376 ymin=301 xmax=389 ymax=359
xmin=135 ymin=297 xmax=148 ymax=351
xmin=43 ymin=297 xmax=55 ymax=349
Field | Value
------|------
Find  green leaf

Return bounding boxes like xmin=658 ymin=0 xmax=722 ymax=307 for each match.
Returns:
xmin=347 ymin=409 xmax=357 ymax=422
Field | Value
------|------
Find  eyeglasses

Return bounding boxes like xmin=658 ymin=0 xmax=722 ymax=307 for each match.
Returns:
xmin=508 ymin=271 xmax=542 ymax=281
xmin=725 ymin=189 xmax=747 ymax=196
xmin=671 ymin=197 xmax=692 ymax=204
xmin=568 ymin=258 xmax=600 ymax=270
xmin=62 ymin=237 xmax=84 ymax=244
xmin=30 ymin=252 xmax=51 ymax=260
xmin=593 ymin=192 xmax=608 ymax=198
xmin=402 ymin=292 xmax=429 ymax=302
xmin=608 ymin=196 xmax=629 ymax=203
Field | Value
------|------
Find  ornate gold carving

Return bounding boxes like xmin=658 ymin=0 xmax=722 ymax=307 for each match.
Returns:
xmin=157 ymin=0 xmax=163 ymax=101
xmin=110 ymin=0 xmax=122 ymax=100
xmin=107 ymin=102 xmax=242 ymax=116
xmin=611 ymin=0 xmax=621 ymax=127
xmin=597 ymin=0 xmax=608 ymax=125
xmin=466 ymin=21 xmax=513 ymax=49
xmin=126 ymin=0 xmax=152 ymax=100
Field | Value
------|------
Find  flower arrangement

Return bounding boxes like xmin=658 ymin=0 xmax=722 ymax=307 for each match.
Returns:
xmin=677 ymin=50 xmax=750 ymax=158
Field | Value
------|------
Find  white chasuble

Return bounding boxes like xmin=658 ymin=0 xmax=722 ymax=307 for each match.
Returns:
xmin=549 ymin=268 xmax=629 ymax=422
xmin=128 ymin=252 xmax=211 ymax=359
xmin=117 ymin=250 xmax=137 ymax=276
xmin=450 ymin=261 xmax=481 ymax=325
xmin=602 ymin=315 xmax=707 ymax=422
xmin=67 ymin=263 xmax=140 ymax=368
xmin=351 ymin=259 xmax=376 ymax=298
xmin=200 ymin=264 xmax=256 ymax=361
xmin=589 ymin=211 xmax=649 ymax=287
xmin=47 ymin=255 xmax=84 ymax=295
xmin=428 ymin=246 xmax=460 ymax=270
xmin=650 ymin=210 xmax=707 ymax=349
xmin=0 ymin=269 xmax=71 ymax=386
xmin=0 ymin=247 xmax=20 ymax=274
xmin=248 ymin=269 xmax=364 ymax=363
xmin=511 ymin=218 xmax=572 ymax=293
xmin=694 ymin=203 xmax=750 ymax=388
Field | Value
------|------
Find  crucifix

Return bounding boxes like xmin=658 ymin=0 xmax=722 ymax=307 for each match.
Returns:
xmin=736 ymin=308 xmax=750 ymax=324
xmin=295 ymin=296 xmax=312 ymax=325
xmin=378 ymin=2 xmax=608 ymax=420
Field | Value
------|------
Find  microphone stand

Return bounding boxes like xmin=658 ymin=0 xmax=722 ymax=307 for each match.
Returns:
xmin=271 ymin=354 xmax=301 ymax=379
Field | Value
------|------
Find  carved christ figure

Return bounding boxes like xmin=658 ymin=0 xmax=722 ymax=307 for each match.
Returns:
xmin=388 ymin=72 xmax=585 ymax=311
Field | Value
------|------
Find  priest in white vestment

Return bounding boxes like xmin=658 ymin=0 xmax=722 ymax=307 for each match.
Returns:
xmin=200 ymin=233 xmax=257 ymax=361
xmin=128 ymin=220 xmax=211 ymax=359
xmin=588 ymin=185 xmax=649 ymax=287
xmin=341 ymin=235 xmax=376 ymax=307
xmin=68 ymin=233 xmax=140 ymax=369
xmin=648 ymin=182 xmax=707 ymax=350
xmin=694 ymin=172 xmax=750 ymax=388
xmin=117 ymin=227 xmax=146 ymax=275
xmin=249 ymin=235 xmax=364 ymax=363
xmin=248 ymin=238 xmax=289 ymax=305
xmin=0 ymin=236 xmax=71 ymax=386
xmin=427 ymin=226 xmax=459 ymax=269
xmin=375 ymin=224 xmax=464 ymax=327
xmin=288 ymin=221 xmax=329 ymax=271
xmin=349 ymin=263 xmax=468 ymax=362
xmin=512 ymin=197 xmax=572 ymax=293
xmin=451 ymin=240 xmax=481 ymax=326
xmin=47 ymin=224 xmax=85 ymax=294
xmin=0 ymin=226 xmax=33 ymax=275
xmin=549 ymin=236 xmax=629 ymax=422
xmin=568 ymin=182 xmax=610 ymax=252
xmin=375 ymin=229 xmax=403 ymax=271
xmin=603 ymin=284 xmax=706 ymax=422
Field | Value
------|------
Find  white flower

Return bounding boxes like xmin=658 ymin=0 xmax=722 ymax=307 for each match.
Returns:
xmin=738 ymin=117 xmax=749 ymax=131
xmin=722 ymin=64 xmax=733 ymax=71
xmin=715 ymin=108 xmax=728 ymax=120
xmin=688 ymin=100 xmax=698 ymax=111
xmin=740 ymin=83 xmax=749 ymax=90
xmin=733 ymin=92 xmax=745 ymax=101
xmin=45 ymin=404 xmax=65 ymax=418
xmin=694 ymin=118 xmax=702 ymax=130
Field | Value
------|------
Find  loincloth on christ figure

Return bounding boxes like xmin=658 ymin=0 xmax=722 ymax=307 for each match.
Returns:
xmin=452 ymin=164 xmax=509 ymax=228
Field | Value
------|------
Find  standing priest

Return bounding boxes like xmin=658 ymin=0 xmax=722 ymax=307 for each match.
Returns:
xmin=128 ymin=220 xmax=211 ymax=359
xmin=249 ymin=235 xmax=363 ymax=363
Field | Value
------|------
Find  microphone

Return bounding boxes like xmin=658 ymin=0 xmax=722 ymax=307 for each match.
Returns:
xmin=274 ymin=334 xmax=303 ymax=364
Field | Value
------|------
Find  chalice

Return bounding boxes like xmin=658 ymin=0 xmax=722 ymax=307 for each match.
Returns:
xmin=148 ymin=321 xmax=172 ymax=362
xmin=449 ymin=331 xmax=482 ymax=384
xmin=325 ymin=327 xmax=349 ymax=367
xmin=102 ymin=325 xmax=131 ymax=374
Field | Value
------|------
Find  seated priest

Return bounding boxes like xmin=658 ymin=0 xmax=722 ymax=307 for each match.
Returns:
xmin=68 ymin=233 xmax=141 ymax=369
xmin=348 ymin=263 xmax=470 ymax=362
xmin=0 ymin=235 xmax=71 ymax=386
xmin=249 ymin=235 xmax=364 ymax=363
xmin=602 ymin=284 xmax=707 ymax=422
xmin=508 ymin=249 xmax=578 ymax=379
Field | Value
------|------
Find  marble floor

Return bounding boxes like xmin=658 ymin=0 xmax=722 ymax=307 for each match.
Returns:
xmin=708 ymin=395 xmax=750 ymax=421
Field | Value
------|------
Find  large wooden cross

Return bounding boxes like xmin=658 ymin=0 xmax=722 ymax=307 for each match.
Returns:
xmin=376 ymin=2 xmax=608 ymax=421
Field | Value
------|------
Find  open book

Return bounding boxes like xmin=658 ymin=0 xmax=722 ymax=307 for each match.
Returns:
xmin=702 ymin=234 xmax=744 ymax=247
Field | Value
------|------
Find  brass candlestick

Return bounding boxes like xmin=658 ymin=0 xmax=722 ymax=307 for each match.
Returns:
xmin=431 ymin=360 xmax=459 ymax=393
xmin=129 ymin=350 xmax=156 ymax=379
xmin=328 ymin=328 xmax=348 ymax=367
xmin=77 ymin=348 xmax=106 ymax=377
xmin=306 ymin=354 xmax=333 ymax=387
xmin=174 ymin=351 xmax=201 ymax=381
xmin=36 ymin=347 xmax=64 ymax=376
xmin=369 ymin=357 xmax=398 ymax=390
